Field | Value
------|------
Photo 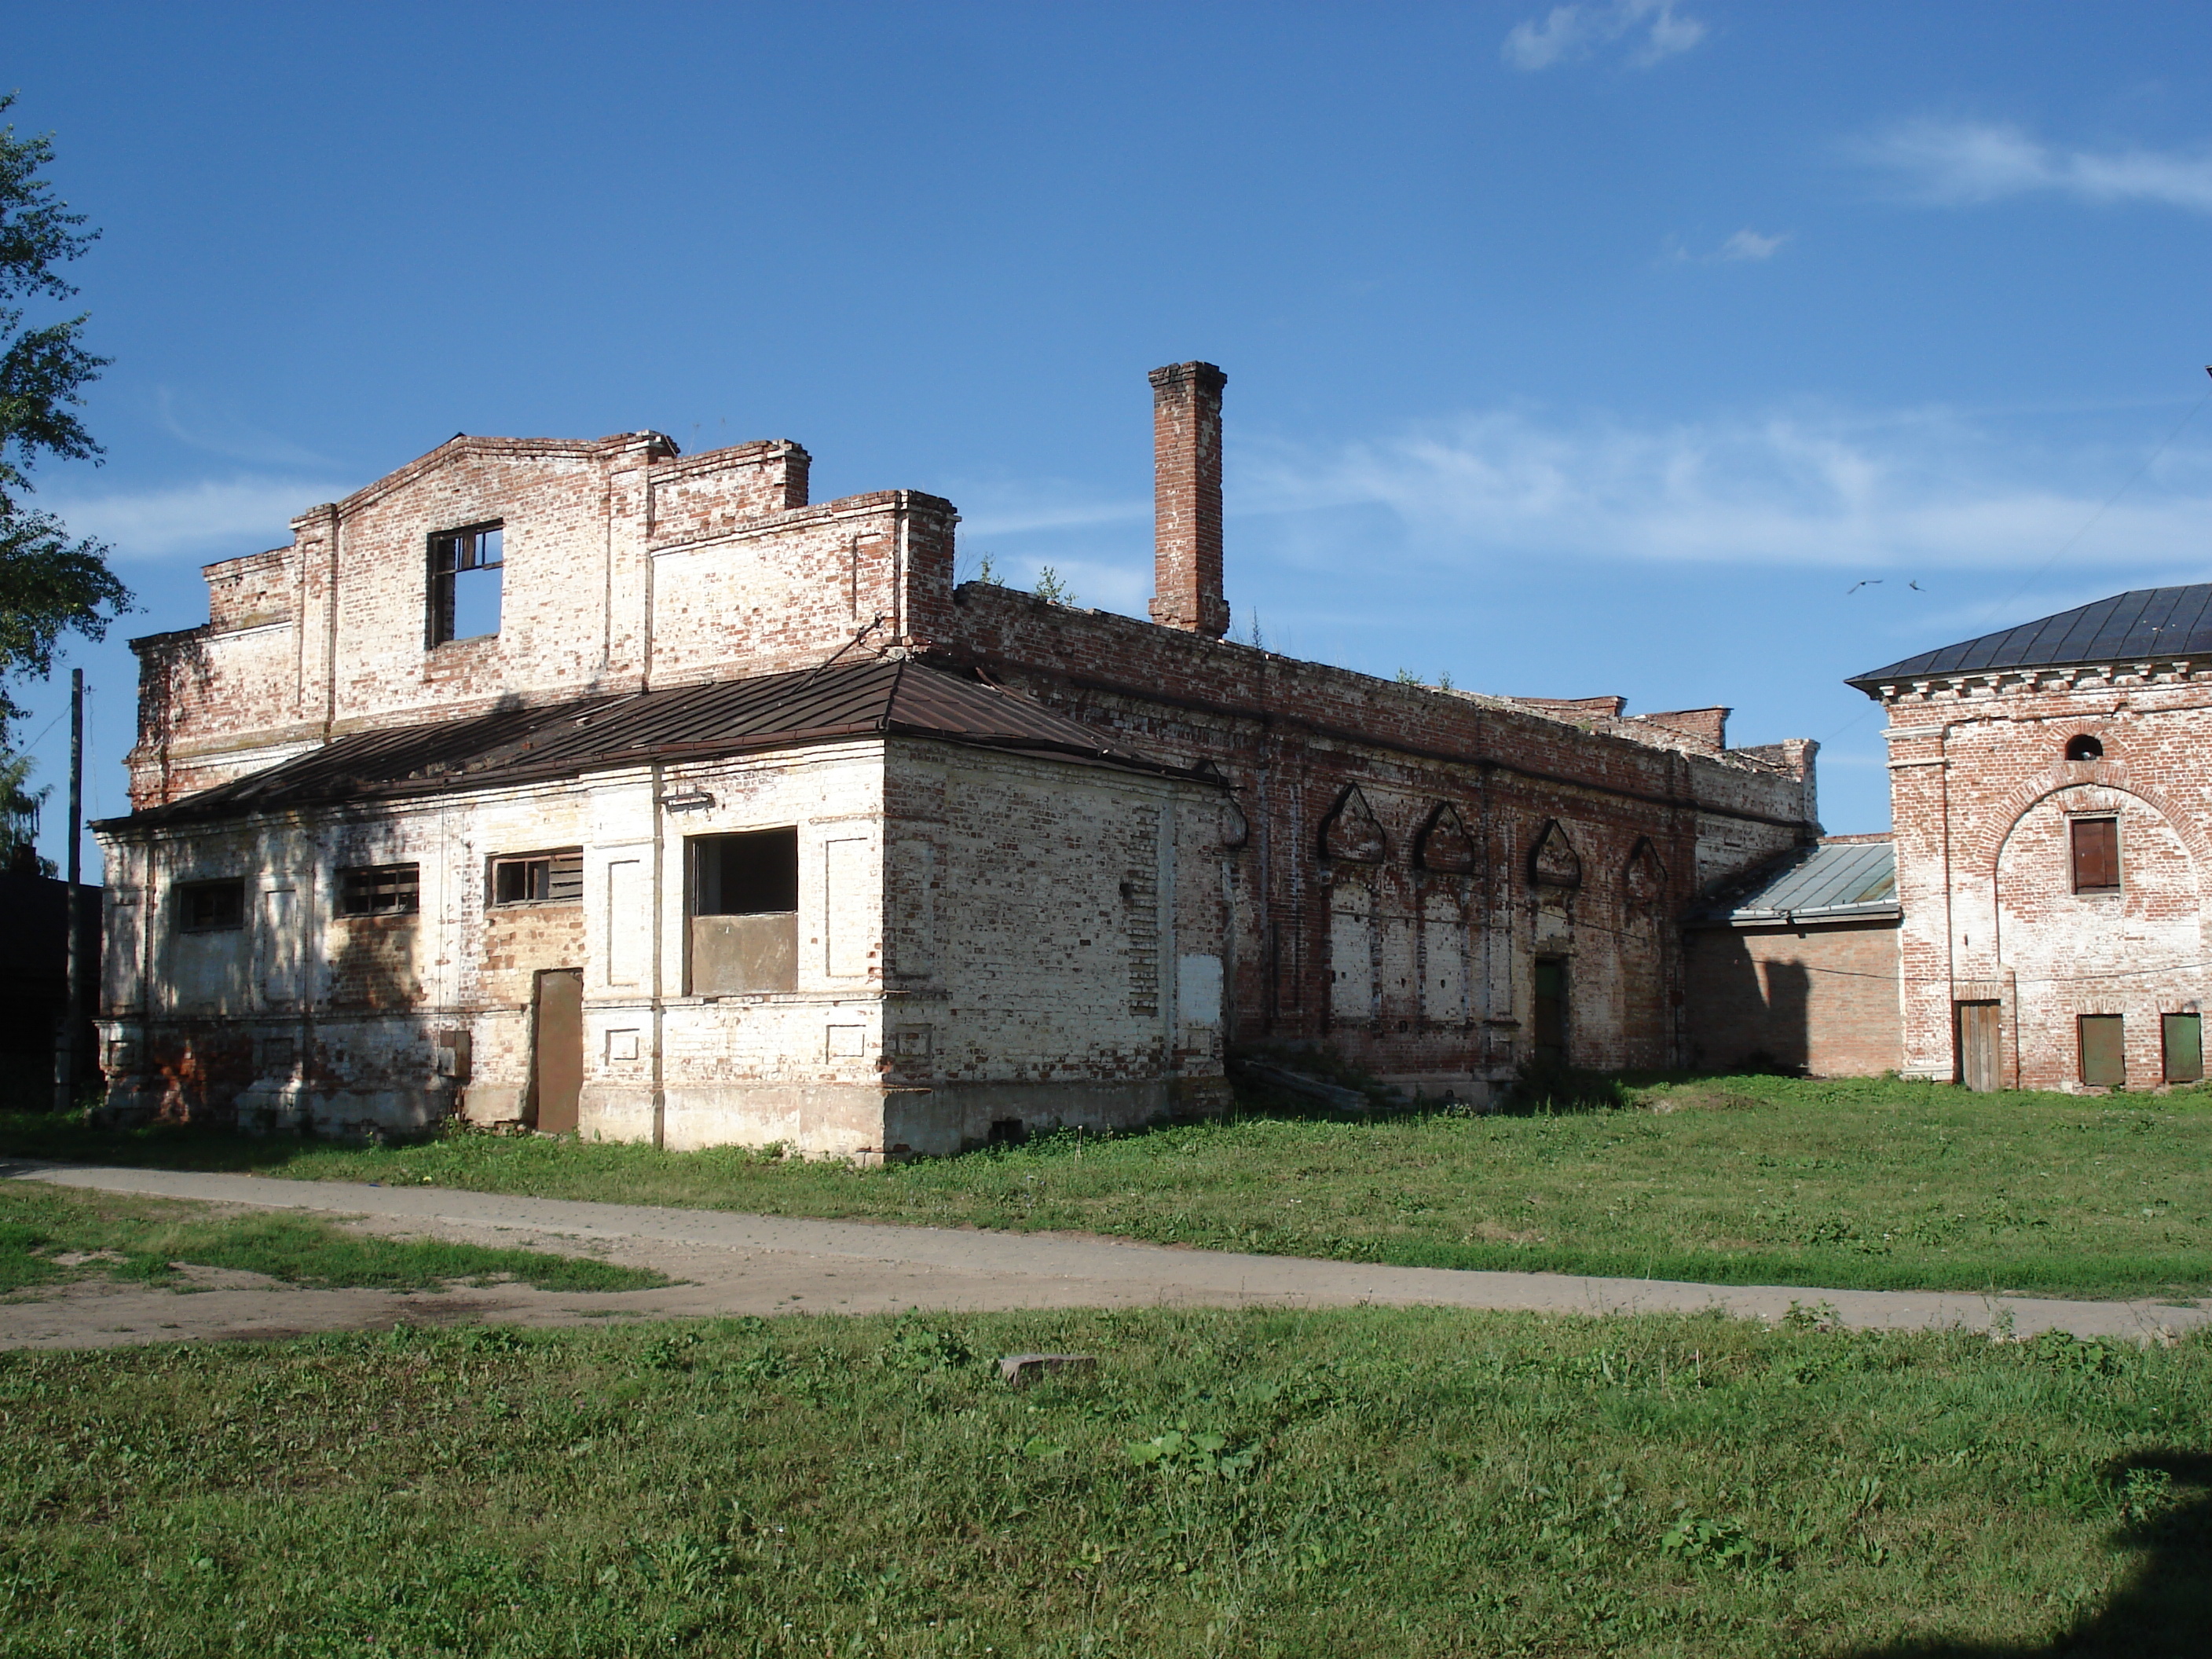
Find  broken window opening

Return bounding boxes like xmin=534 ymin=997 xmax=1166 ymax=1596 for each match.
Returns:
xmin=688 ymin=828 xmax=799 ymax=994
xmin=427 ymin=522 xmax=504 ymax=646
xmin=2070 ymin=816 xmax=2119 ymax=894
xmin=177 ymin=877 xmax=245 ymax=934
xmin=2064 ymin=734 xmax=2103 ymax=762
xmin=337 ymin=862 xmax=420 ymax=917
xmin=2079 ymin=1013 xmax=2126 ymax=1087
xmin=490 ymin=848 xmax=584 ymax=907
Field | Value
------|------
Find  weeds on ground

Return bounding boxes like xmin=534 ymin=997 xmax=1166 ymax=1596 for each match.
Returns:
xmin=0 ymin=1182 xmax=667 ymax=1295
xmin=5 ymin=1070 xmax=2211 ymax=1299
xmin=0 ymin=1305 xmax=2204 ymax=1656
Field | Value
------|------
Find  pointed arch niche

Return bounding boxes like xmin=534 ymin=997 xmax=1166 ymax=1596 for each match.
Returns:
xmin=1528 ymin=819 xmax=1582 ymax=890
xmin=1415 ymin=802 xmax=1478 ymax=875
xmin=1317 ymin=785 xmax=1387 ymax=864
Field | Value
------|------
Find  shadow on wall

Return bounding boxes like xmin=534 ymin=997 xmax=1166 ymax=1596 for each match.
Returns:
xmin=1686 ymin=930 xmax=1811 ymax=1075
xmin=1839 ymin=1451 xmax=2211 ymax=1658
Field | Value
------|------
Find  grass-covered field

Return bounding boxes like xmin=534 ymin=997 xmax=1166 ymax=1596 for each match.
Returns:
xmin=6 ymin=1073 xmax=2209 ymax=1300
xmin=0 ymin=1181 xmax=668 ymax=1296
xmin=0 ymin=1306 xmax=2203 ymax=1657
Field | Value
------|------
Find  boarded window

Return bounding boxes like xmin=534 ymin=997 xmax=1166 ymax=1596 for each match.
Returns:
xmin=2163 ymin=1013 xmax=2203 ymax=1084
xmin=427 ymin=522 xmax=504 ymax=646
xmin=1533 ymin=958 xmax=1568 ymax=1064
xmin=688 ymin=829 xmax=797 ymax=994
xmin=489 ymin=848 xmax=584 ymax=907
xmin=2071 ymin=817 xmax=2119 ymax=893
xmin=337 ymin=863 xmax=419 ymax=917
xmin=2078 ymin=1014 xmax=2126 ymax=1087
xmin=177 ymin=877 xmax=245 ymax=933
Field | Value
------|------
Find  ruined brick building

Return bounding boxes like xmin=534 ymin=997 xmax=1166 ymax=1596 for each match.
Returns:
xmin=97 ymin=363 xmax=1820 ymax=1152
xmin=1847 ymin=588 xmax=2212 ymax=1093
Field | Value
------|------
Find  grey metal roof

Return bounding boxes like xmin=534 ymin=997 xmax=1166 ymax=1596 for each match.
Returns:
xmin=1688 ymin=839 xmax=1899 ymax=925
xmin=107 ymin=657 xmax=1203 ymax=831
xmin=1848 ymin=584 xmax=2212 ymax=693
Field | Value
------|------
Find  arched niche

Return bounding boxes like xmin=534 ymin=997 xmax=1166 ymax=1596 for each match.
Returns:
xmin=1414 ymin=802 xmax=1478 ymax=874
xmin=1318 ymin=785 xmax=1387 ymax=864
xmin=1528 ymin=819 xmax=1582 ymax=890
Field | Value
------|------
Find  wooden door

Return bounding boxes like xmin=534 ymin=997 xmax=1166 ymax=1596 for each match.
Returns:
xmin=2164 ymin=1013 xmax=2203 ymax=1084
xmin=531 ymin=968 xmax=584 ymax=1134
xmin=2078 ymin=1014 xmax=2126 ymax=1089
xmin=1954 ymin=1000 xmax=2001 ymax=1093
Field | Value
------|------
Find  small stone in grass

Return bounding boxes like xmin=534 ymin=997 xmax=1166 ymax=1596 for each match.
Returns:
xmin=998 ymin=1353 xmax=1098 ymax=1387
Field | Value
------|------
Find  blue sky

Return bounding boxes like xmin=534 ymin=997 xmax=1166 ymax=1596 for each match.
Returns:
xmin=10 ymin=1 xmax=2212 ymax=861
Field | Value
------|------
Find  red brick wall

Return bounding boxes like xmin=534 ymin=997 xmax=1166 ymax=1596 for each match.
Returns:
xmin=1878 ymin=668 xmax=2212 ymax=1090
xmin=937 ymin=584 xmax=1815 ymax=1077
xmin=1683 ymin=919 xmax=1901 ymax=1076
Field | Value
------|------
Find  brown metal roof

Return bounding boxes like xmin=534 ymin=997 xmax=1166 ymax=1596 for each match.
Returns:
xmin=108 ymin=658 xmax=1202 ymax=830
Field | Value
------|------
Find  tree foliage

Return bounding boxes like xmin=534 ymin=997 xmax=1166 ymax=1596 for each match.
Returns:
xmin=0 ymin=90 xmax=130 ymax=736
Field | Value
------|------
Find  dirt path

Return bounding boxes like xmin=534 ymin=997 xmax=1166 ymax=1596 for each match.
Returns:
xmin=6 ymin=1161 xmax=2206 ymax=1351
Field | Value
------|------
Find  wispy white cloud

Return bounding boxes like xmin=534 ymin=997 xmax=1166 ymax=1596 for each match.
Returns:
xmin=1713 ymin=227 xmax=1787 ymax=262
xmin=151 ymin=387 xmax=338 ymax=470
xmin=1235 ymin=406 xmax=2212 ymax=577
xmin=1503 ymin=0 xmax=1705 ymax=71
xmin=41 ymin=476 xmax=342 ymax=560
xmin=1662 ymin=227 xmax=1790 ymax=264
xmin=954 ymin=490 xmax=1147 ymax=540
xmin=1851 ymin=119 xmax=2212 ymax=213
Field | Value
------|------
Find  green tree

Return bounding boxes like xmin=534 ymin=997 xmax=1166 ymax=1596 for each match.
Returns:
xmin=0 ymin=93 xmax=130 ymax=864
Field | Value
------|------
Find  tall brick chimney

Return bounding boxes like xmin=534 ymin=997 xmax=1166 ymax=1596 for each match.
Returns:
xmin=1148 ymin=361 xmax=1230 ymax=637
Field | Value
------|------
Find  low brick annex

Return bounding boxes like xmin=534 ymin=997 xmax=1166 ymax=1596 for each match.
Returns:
xmin=95 ymin=363 xmax=1820 ymax=1152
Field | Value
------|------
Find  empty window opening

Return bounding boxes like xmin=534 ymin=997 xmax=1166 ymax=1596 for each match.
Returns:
xmin=2064 ymin=734 xmax=2104 ymax=762
xmin=2071 ymin=817 xmax=2120 ymax=894
xmin=177 ymin=877 xmax=245 ymax=933
xmin=428 ymin=523 xmax=504 ymax=646
xmin=2163 ymin=1013 xmax=2203 ymax=1084
xmin=490 ymin=848 xmax=584 ymax=907
xmin=688 ymin=829 xmax=799 ymax=994
xmin=987 ymin=1118 xmax=1027 ymax=1146
xmin=2079 ymin=1014 xmax=2126 ymax=1088
xmin=337 ymin=862 xmax=420 ymax=917
xmin=1532 ymin=957 xmax=1568 ymax=1065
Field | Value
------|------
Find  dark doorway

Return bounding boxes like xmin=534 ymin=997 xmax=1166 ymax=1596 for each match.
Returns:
xmin=530 ymin=968 xmax=584 ymax=1133
xmin=1533 ymin=958 xmax=1568 ymax=1064
xmin=1955 ymin=1000 xmax=2001 ymax=1093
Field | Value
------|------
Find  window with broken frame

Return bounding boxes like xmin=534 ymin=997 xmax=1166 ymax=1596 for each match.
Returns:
xmin=489 ymin=848 xmax=584 ymax=907
xmin=176 ymin=877 xmax=245 ymax=933
xmin=336 ymin=862 xmax=420 ymax=917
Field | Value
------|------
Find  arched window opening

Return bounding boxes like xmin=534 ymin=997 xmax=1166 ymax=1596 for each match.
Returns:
xmin=2064 ymin=734 xmax=2104 ymax=763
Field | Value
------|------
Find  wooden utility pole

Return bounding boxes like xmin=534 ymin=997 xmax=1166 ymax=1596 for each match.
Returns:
xmin=55 ymin=668 xmax=83 ymax=1112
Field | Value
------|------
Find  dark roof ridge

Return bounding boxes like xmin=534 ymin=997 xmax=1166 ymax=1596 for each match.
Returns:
xmin=1848 ymin=584 xmax=2212 ymax=694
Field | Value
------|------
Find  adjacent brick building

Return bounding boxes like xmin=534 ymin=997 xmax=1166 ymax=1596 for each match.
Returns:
xmin=1683 ymin=836 xmax=1901 ymax=1076
xmin=1849 ymin=588 xmax=2212 ymax=1092
xmin=97 ymin=364 xmax=1820 ymax=1150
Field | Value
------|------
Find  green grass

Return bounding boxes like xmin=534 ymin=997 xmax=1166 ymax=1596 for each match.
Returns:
xmin=0 ymin=1306 xmax=2204 ymax=1656
xmin=7 ymin=1072 xmax=2210 ymax=1300
xmin=0 ymin=1181 xmax=668 ymax=1295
